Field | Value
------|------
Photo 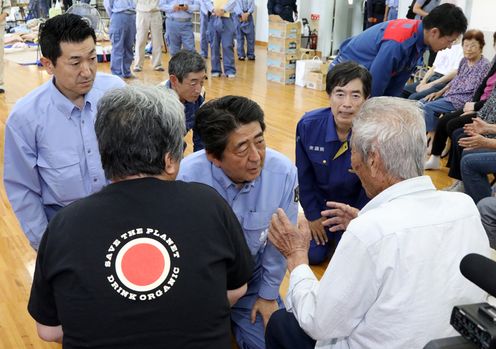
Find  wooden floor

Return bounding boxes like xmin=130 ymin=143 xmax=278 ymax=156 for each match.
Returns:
xmin=0 ymin=44 xmax=453 ymax=348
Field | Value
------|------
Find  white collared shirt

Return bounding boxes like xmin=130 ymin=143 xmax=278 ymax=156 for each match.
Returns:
xmin=286 ymin=176 xmax=490 ymax=349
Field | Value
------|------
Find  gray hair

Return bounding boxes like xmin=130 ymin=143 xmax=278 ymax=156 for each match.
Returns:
xmin=95 ymin=84 xmax=186 ymax=180
xmin=351 ymin=97 xmax=427 ymax=180
xmin=168 ymin=50 xmax=206 ymax=83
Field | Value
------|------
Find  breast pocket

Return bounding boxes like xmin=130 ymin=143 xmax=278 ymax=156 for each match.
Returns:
xmin=242 ymin=211 xmax=273 ymax=257
xmin=309 ymin=153 xmax=330 ymax=187
xmin=37 ymin=151 xmax=84 ymax=202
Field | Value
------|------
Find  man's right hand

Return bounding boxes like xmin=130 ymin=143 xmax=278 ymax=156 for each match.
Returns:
xmin=308 ymin=217 xmax=327 ymax=245
xmin=321 ymin=201 xmax=359 ymax=232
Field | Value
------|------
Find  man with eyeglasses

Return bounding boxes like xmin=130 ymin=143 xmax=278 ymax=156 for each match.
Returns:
xmin=296 ymin=62 xmax=371 ymax=265
xmin=177 ymin=95 xmax=299 ymax=349
xmin=161 ymin=50 xmax=207 ymax=151
xmin=3 ymin=14 xmax=125 ymax=250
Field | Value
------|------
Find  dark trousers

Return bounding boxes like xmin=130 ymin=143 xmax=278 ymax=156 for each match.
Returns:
xmin=447 ymin=128 xmax=466 ymax=180
xmin=266 ymin=309 xmax=316 ymax=349
xmin=431 ymin=110 xmax=476 ymax=156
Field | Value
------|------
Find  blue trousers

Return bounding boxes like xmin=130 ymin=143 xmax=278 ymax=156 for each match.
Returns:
xmin=308 ymin=231 xmax=342 ymax=265
xmin=421 ymin=97 xmax=455 ymax=132
xmin=200 ymin=12 xmax=209 ymax=57
xmin=387 ymin=6 xmax=398 ymax=20
xmin=165 ymin=18 xmax=195 ymax=56
xmin=235 ymin=15 xmax=255 ymax=59
xmin=231 ymin=297 xmax=284 ymax=349
xmin=461 ymin=149 xmax=496 ymax=203
xmin=208 ymin=16 xmax=236 ymax=75
xmin=266 ymin=309 xmax=316 ymax=349
xmin=109 ymin=12 xmax=136 ymax=78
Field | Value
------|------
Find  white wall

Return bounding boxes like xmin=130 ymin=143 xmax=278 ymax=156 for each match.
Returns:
xmin=467 ymin=0 xmax=496 ymax=59
xmin=254 ymin=0 xmax=268 ymax=42
xmin=254 ymin=0 xmax=496 ymax=59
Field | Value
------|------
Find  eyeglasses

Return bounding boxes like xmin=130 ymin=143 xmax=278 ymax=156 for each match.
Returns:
xmin=184 ymin=77 xmax=206 ymax=88
xmin=463 ymin=43 xmax=480 ymax=50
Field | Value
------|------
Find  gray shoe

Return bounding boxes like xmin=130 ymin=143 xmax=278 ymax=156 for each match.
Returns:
xmin=133 ymin=66 xmax=142 ymax=72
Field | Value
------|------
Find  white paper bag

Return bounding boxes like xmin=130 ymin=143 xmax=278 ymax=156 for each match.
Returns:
xmin=295 ymin=57 xmax=322 ymax=87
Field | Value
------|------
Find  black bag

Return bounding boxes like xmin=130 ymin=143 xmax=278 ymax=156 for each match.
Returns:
xmin=406 ymin=0 xmax=432 ymax=19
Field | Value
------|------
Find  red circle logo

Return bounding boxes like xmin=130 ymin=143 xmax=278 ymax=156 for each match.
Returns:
xmin=115 ymin=238 xmax=171 ymax=292
xmin=121 ymin=243 xmax=165 ymax=286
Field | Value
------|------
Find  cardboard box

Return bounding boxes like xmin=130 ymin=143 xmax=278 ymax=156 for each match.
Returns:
xmin=305 ymin=71 xmax=326 ymax=91
xmin=269 ymin=15 xmax=301 ymax=39
xmin=267 ymin=52 xmax=297 ymax=70
xmin=266 ymin=67 xmax=296 ymax=85
xmin=298 ymin=48 xmax=321 ymax=60
xmin=320 ymin=61 xmax=331 ymax=75
xmin=305 ymin=71 xmax=327 ymax=91
xmin=268 ymin=36 xmax=300 ymax=54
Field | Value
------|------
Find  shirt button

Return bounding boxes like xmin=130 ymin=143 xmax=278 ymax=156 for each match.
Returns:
xmin=82 ymin=120 xmax=85 ymax=124
xmin=87 ymin=149 xmax=91 ymax=154
xmin=93 ymin=178 xmax=97 ymax=182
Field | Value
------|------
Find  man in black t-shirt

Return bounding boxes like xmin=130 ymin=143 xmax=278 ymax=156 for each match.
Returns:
xmin=28 ymin=85 xmax=253 ymax=349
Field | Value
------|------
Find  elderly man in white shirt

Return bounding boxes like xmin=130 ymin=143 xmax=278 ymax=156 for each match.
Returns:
xmin=133 ymin=0 xmax=164 ymax=72
xmin=266 ymin=97 xmax=490 ymax=349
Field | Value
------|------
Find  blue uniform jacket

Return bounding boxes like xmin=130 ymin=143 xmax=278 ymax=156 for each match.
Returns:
xmin=334 ymin=19 xmax=427 ymax=97
xmin=296 ymin=107 xmax=369 ymax=221
xmin=177 ymin=148 xmax=298 ymax=308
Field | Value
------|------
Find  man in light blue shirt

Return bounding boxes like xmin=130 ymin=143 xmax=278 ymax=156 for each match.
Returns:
xmin=204 ymin=0 xmax=237 ymax=77
xmin=161 ymin=0 xmax=200 ymax=55
xmin=234 ymin=0 xmax=255 ymax=60
xmin=3 ymin=14 xmax=125 ymax=250
xmin=177 ymin=96 xmax=298 ymax=349
xmin=104 ymin=0 xmax=136 ymax=78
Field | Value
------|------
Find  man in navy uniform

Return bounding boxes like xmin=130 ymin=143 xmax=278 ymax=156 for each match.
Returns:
xmin=296 ymin=62 xmax=371 ymax=265
xmin=178 ymin=96 xmax=298 ymax=349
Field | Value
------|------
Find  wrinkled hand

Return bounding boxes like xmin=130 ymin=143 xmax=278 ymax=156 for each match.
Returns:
xmin=464 ymin=117 xmax=490 ymax=135
xmin=458 ymin=133 xmax=489 ymax=150
xmin=321 ymin=201 xmax=359 ymax=232
xmin=241 ymin=12 xmax=249 ymax=21
xmin=463 ymin=102 xmax=475 ymax=113
xmin=0 ymin=12 xmax=7 ymax=21
xmin=250 ymin=297 xmax=279 ymax=328
xmin=308 ymin=217 xmax=327 ymax=245
xmin=424 ymin=91 xmax=442 ymax=102
xmin=269 ymin=208 xmax=310 ymax=270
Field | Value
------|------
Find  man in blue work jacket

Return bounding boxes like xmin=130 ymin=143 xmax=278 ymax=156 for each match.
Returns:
xmin=104 ymin=0 xmax=136 ymax=78
xmin=330 ymin=3 xmax=467 ymax=97
xmin=296 ymin=62 xmax=371 ymax=265
xmin=178 ymin=96 xmax=298 ymax=349
xmin=204 ymin=0 xmax=237 ymax=77
xmin=161 ymin=50 xmax=206 ymax=151
xmin=162 ymin=0 xmax=200 ymax=56
xmin=234 ymin=0 xmax=255 ymax=60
